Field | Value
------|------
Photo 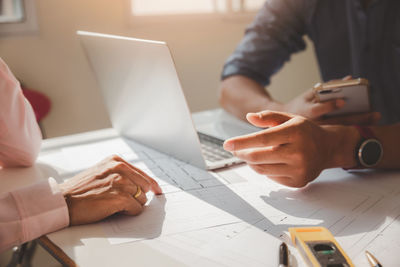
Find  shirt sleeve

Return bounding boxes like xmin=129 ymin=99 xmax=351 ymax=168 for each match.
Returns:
xmin=221 ymin=0 xmax=317 ymax=86
xmin=0 ymin=177 xmax=69 ymax=252
xmin=0 ymin=58 xmax=42 ymax=167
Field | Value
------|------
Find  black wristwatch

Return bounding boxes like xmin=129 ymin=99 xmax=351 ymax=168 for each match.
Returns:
xmin=354 ymin=125 xmax=383 ymax=168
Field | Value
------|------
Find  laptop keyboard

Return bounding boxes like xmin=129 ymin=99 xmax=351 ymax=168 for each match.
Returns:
xmin=198 ymin=132 xmax=234 ymax=162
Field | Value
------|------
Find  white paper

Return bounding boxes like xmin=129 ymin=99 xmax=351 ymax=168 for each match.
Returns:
xmin=49 ymin=136 xmax=400 ymax=266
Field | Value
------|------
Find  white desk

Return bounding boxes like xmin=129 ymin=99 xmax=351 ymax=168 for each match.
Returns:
xmin=2 ymin=111 xmax=400 ymax=267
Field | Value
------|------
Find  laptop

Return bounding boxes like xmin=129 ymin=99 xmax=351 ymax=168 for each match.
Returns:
xmin=77 ymin=31 xmax=258 ymax=170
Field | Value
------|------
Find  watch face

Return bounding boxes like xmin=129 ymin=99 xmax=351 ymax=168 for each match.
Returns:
xmin=359 ymin=139 xmax=383 ymax=167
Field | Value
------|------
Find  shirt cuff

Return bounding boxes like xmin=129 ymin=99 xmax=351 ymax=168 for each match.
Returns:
xmin=11 ymin=177 xmax=69 ymax=243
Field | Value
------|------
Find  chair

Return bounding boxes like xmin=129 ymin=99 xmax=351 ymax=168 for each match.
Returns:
xmin=21 ymin=87 xmax=51 ymax=139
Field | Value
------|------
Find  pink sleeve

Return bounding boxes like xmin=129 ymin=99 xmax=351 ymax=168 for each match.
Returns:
xmin=0 ymin=178 xmax=69 ymax=252
xmin=0 ymin=58 xmax=42 ymax=167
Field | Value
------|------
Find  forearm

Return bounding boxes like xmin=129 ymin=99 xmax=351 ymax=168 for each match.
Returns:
xmin=0 ymin=178 xmax=69 ymax=252
xmin=324 ymin=125 xmax=359 ymax=169
xmin=325 ymin=124 xmax=400 ymax=169
xmin=219 ymin=75 xmax=283 ymax=121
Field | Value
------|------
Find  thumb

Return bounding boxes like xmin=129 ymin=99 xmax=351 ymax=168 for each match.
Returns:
xmin=246 ymin=110 xmax=292 ymax=128
xmin=342 ymin=75 xmax=353 ymax=81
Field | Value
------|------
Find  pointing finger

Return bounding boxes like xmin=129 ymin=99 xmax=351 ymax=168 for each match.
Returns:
xmin=224 ymin=123 xmax=292 ymax=151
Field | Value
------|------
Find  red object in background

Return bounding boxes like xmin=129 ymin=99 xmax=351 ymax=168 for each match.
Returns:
xmin=21 ymin=88 xmax=51 ymax=122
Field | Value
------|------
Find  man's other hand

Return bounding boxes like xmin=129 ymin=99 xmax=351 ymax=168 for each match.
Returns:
xmin=283 ymin=88 xmax=345 ymax=120
xmin=283 ymin=75 xmax=381 ymax=125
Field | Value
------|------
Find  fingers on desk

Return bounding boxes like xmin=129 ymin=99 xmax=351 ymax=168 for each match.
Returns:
xmin=108 ymin=155 xmax=163 ymax=195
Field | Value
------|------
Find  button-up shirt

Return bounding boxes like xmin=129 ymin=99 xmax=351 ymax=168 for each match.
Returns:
xmin=222 ymin=0 xmax=400 ymax=124
xmin=0 ymin=58 xmax=69 ymax=252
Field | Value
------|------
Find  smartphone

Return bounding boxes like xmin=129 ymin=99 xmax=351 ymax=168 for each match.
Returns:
xmin=313 ymin=78 xmax=371 ymax=117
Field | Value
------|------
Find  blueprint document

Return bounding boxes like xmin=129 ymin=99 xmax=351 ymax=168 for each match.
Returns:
xmin=59 ymin=137 xmax=264 ymax=245
xmin=47 ymin=136 xmax=400 ymax=266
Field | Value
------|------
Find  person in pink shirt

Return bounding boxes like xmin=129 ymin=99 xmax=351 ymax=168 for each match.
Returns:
xmin=0 ymin=58 xmax=162 ymax=252
xmin=0 ymin=58 xmax=42 ymax=167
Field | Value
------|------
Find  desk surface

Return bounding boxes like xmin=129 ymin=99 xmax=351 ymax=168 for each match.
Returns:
xmin=3 ymin=110 xmax=400 ymax=267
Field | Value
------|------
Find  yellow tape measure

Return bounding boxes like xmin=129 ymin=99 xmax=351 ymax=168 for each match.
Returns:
xmin=289 ymin=227 xmax=354 ymax=267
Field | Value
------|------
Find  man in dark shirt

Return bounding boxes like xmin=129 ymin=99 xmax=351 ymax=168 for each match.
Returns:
xmin=220 ymin=0 xmax=400 ymax=188
xmin=220 ymin=0 xmax=400 ymax=125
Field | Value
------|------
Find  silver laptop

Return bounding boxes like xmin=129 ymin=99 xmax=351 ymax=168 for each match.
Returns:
xmin=77 ymin=31 xmax=257 ymax=170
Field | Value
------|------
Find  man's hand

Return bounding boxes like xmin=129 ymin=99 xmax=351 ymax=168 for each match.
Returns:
xmin=59 ymin=155 xmax=162 ymax=225
xmin=223 ymin=111 xmax=359 ymax=188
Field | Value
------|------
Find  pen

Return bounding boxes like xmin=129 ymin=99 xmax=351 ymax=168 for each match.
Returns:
xmin=365 ymin=250 xmax=382 ymax=267
xmin=279 ymin=242 xmax=289 ymax=267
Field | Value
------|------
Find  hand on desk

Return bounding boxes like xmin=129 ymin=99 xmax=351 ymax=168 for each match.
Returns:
xmin=59 ymin=155 xmax=162 ymax=225
xmin=223 ymin=111 xmax=359 ymax=188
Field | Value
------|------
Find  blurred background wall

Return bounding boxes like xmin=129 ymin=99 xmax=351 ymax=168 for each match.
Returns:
xmin=0 ymin=0 xmax=320 ymax=138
